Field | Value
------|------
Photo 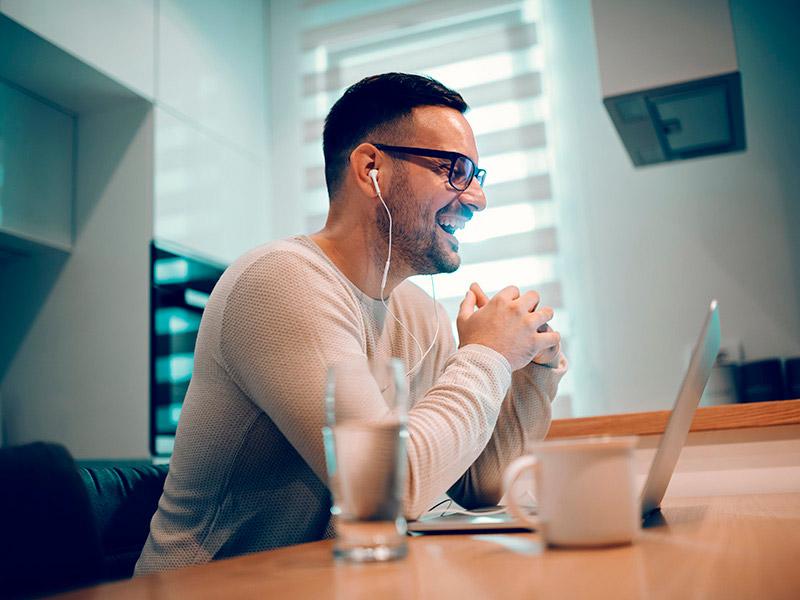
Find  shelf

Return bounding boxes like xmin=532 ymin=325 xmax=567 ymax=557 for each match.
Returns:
xmin=0 ymin=13 xmax=147 ymax=115
xmin=0 ymin=227 xmax=72 ymax=259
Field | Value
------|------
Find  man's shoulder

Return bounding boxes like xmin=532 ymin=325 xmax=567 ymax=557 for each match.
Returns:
xmin=221 ymin=236 xmax=331 ymax=288
xmin=229 ymin=236 xmax=320 ymax=271
xmin=211 ymin=235 xmax=358 ymax=317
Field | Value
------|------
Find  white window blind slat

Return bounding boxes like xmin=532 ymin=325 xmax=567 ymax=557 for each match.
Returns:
xmin=302 ymin=22 xmax=538 ymax=96
xmin=477 ymin=173 xmax=552 ymax=206
xmin=475 ymin=121 xmax=548 ymax=153
xmin=478 ymin=149 xmax=549 ymax=186
xmin=302 ymin=0 xmax=523 ymax=50
xmin=457 ymin=200 xmax=557 ymax=243
xmin=300 ymin=45 xmax=544 ymax=118
xmin=412 ymin=254 xmax=555 ymax=300
xmin=470 ymin=100 xmax=548 ymax=136
xmin=301 ymin=0 xmax=410 ymax=30
xmin=458 ymin=227 xmax=558 ymax=265
xmin=303 ymin=9 xmax=527 ymax=74
xmin=455 ymin=71 xmax=544 ymax=108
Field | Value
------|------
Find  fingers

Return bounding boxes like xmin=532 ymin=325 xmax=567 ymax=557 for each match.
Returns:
xmin=458 ymin=289 xmax=477 ymax=322
xmin=533 ymin=346 xmax=560 ymax=365
xmin=529 ymin=306 xmax=554 ymax=329
xmin=495 ymin=285 xmax=521 ymax=302
xmin=532 ymin=330 xmax=561 ymax=364
xmin=536 ymin=331 xmax=561 ymax=349
xmin=517 ymin=290 xmax=541 ymax=313
xmin=470 ymin=282 xmax=490 ymax=308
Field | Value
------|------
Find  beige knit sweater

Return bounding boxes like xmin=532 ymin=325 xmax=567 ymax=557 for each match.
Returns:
xmin=135 ymin=236 xmax=566 ymax=575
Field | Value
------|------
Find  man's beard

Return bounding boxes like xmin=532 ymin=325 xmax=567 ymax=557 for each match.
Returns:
xmin=374 ymin=167 xmax=461 ymax=276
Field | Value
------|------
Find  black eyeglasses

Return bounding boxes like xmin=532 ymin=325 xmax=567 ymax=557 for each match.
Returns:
xmin=373 ymin=143 xmax=486 ymax=191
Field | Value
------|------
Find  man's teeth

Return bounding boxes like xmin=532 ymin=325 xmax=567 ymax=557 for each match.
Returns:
xmin=437 ymin=216 xmax=465 ymax=235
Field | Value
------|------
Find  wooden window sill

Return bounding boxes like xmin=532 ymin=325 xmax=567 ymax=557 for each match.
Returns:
xmin=546 ymin=398 xmax=800 ymax=439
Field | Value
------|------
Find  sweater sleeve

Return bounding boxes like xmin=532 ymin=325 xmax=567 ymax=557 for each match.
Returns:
xmin=218 ymin=251 xmax=514 ymax=518
xmin=447 ymin=353 xmax=568 ymax=508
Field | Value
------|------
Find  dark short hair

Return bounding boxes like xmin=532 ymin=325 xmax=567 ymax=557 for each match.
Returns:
xmin=322 ymin=73 xmax=468 ymax=198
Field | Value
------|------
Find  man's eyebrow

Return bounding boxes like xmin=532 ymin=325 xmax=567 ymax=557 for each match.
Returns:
xmin=462 ymin=152 xmax=479 ymax=165
xmin=454 ymin=147 xmax=479 ymax=164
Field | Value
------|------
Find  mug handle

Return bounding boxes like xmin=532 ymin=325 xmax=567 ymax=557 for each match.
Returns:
xmin=503 ymin=455 xmax=542 ymax=530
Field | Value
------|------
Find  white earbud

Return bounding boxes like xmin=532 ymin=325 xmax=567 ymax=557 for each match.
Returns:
xmin=368 ymin=168 xmax=381 ymax=197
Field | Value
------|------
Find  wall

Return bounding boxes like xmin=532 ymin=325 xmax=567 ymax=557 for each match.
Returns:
xmin=639 ymin=424 xmax=800 ymax=499
xmin=265 ymin=0 xmax=304 ymax=240
xmin=0 ymin=0 xmax=270 ymax=457
xmin=1 ymin=103 xmax=154 ymax=458
xmin=545 ymin=0 xmax=800 ymax=417
xmin=154 ymin=0 xmax=269 ymax=263
xmin=0 ymin=0 xmax=156 ymax=99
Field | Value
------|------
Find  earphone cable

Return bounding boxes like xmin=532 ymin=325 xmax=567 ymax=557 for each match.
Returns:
xmin=406 ymin=275 xmax=439 ymax=378
xmin=376 ymin=187 xmax=439 ymax=378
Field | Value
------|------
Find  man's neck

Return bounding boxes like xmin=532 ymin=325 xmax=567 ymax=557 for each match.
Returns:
xmin=309 ymin=224 xmax=409 ymax=300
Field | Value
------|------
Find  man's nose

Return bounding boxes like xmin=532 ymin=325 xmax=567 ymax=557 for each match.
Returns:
xmin=459 ymin=176 xmax=487 ymax=213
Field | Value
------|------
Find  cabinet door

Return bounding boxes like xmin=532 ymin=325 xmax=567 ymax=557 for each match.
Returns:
xmin=0 ymin=81 xmax=73 ymax=249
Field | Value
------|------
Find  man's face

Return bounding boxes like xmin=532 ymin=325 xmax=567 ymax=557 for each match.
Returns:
xmin=376 ymin=106 xmax=487 ymax=275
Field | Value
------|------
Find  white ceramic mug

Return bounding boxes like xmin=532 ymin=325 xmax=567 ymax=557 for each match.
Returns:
xmin=503 ymin=436 xmax=640 ymax=547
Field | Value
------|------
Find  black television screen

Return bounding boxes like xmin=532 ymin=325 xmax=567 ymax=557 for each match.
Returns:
xmin=150 ymin=241 xmax=226 ymax=456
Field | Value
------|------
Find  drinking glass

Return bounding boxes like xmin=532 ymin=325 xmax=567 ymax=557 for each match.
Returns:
xmin=322 ymin=358 xmax=409 ymax=562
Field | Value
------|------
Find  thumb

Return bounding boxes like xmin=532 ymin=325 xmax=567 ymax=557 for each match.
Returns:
xmin=471 ymin=282 xmax=490 ymax=308
xmin=458 ymin=289 xmax=477 ymax=321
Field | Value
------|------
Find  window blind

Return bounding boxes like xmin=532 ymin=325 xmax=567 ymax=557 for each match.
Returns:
xmin=297 ymin=0 xmax=572 ymax=410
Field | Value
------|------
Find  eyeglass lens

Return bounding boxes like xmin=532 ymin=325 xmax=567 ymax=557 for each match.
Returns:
xmin=451 ymin=156 xmax=475 ymax=190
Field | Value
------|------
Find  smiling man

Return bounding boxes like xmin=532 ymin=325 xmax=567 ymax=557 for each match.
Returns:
xmin=135 ymin=73 xmax=567 ymax=574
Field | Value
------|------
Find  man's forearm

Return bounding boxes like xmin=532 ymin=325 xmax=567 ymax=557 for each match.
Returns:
xmin=402 ymin=344 xmax=513 ymax=517
xmin=446 ymin=353 xmax=567 ymax=508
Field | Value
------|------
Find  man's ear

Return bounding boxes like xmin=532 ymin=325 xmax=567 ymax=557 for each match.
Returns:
xmin=349 ymin=143 xmax=384 ymax=199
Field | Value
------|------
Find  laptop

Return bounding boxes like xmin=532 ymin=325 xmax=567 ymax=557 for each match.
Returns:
xmin=408 ymin=299 xmax=721 ymax=533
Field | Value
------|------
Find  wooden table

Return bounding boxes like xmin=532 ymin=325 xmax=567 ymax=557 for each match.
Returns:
xmin=59 ymin=493 xmax=800 ymax=599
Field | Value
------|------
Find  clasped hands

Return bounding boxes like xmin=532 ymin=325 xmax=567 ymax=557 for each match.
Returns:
xmin=457 ymin=282 xmax=561 ymax=371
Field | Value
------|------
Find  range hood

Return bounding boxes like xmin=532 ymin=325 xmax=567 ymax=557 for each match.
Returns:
xmin=591 ymin=0 xmax=746 ymax=167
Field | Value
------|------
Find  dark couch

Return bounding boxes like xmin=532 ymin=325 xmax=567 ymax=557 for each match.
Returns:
xmin=78 ymin=460 xmax=169 ymax=581
xmin=0 ymin=442 xmax=167 ymax=598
